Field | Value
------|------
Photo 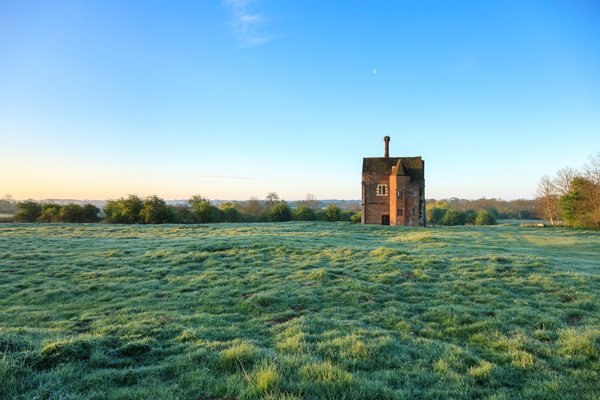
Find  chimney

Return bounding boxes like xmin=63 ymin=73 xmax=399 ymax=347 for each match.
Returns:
xmin=384 ymin=136 xmax=390 ymax=158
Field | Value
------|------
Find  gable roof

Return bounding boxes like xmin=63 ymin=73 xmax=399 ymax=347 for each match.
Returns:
xmin=362 ymin=157 xmax=424 ymax=181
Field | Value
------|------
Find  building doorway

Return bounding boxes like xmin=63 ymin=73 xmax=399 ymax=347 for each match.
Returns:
xmin=381 ymin=215 xmax=390 ymax=225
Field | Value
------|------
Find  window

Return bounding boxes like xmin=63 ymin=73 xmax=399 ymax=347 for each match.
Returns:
xmin=412 ymin=208 xmax=416 ymax=216
xmin=397 ymin=190 xmax=403 ymax=199
xmin=397 ymin=208 xmax=403 ymax=216
xmin=376 ymin=184 xmax=388 ymax=196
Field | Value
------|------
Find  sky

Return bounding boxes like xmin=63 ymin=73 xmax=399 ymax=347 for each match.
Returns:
xmin=1 ymin=0 xmax=599 ymax=201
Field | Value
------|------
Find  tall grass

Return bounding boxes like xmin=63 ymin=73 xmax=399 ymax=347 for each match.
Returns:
xmin=0 ymin=222 xmax=598 ymax=399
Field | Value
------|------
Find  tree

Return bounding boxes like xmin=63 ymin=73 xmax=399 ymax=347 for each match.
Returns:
xmin=37 ymin=204 xmax=61 ymax=222
xmin=559 ymin=176 xmax=599 ymax=228
xmin=324 ymin=204 xmax=341 ymax=221
xmin=220 ymin=203 xmax=243 ymax=222
xmin=81 ymin=204 xmax=101 ymax=223
xmin=582 ymin=153 xmax=600 ymax=227
xmin=140 ymin=195 xmax=171 ymax=224
xmin=58 ymin=203 xmax=84 ymax=222
xmin=301 ymin=193 xmax=319 ymax=209
xmin=0 ymin=194 xmax=16 ymax=214
xmin=584 ymin=153 xmax=600 ymax=185
xmin=188 ymin=195 xmax=220 ymax=223
xmin=485 ymin=207 xmax=499 ymax=220
xmin=350 ymin=211 xmax=361 ymax=223
xmin=171 ymin=204 xmax=193 ymax=223
xmin=537 ymin=175 xmax=560 ymax=225
xmin=464 ymin=209 xmax=477 ymax=225
xmin=475 ymin=210 xmax=497 ymax=225
xmin=14 ymin=200 xmax=42 ymax=222
xmin=240 ymin=197 xmax=265 ymax=222
xmin=553 ymin=167 xmax=577 ymax=195
xmin=269 ymin=203 xmax=292 ymax=222
xmin=265 ymin=192 xmax=280 ymax=207
xmin=428 ymin=207 xmax=447 ymax=225
xmin=103 ymin=195 xmax=144 ymax=223
xmin=340 ymin=210 xmax=355 ymax=222
xmin=294 ymin=206 xmax=316 ymax=221
xmin=442 ymin=209 xmax=465 ymax=226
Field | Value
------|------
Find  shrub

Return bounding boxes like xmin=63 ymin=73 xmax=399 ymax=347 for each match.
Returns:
xmin=220 ymin=203 xmax=243 ymax=222
xmin=486 ymin=207 xmax=500 ymax=220
xmin=59 ymin=203 xmax=84 ymax=222
xmin=37 ymin=204 xmax=61 ymax=222
xmin=340 ymin=210 xmax=355 ymax=221
xmin=140 ymin=195 xmax=172 ymax=224
xmin=475 ymin=210 xmax=497 ymax=225
xmin=240 ymin=197 xmax=266 ymax=222
xmin=442 ymin=209 xmax=465 ymax=226
xmin=103 ymin=195 xmax=144 ymax=223
xmin=81 ymin=204 xmax=101 ymax=223
xmin=171 ymin=204 xmax=193 ymax=223
xmin=350 ymin=211 xmax=362 ymax=223
xmin=428 ymin=207 xmax=448 ymax=225
xmin=189 ymin=195 xmax=220 ymax=223
xmin=269 ymin=203 xmax=292 ymax=222
xmin=294 ymin=206 xmax=316 ymax=221
xmin=464 ymin=209 xmax=477 ymax=225
xmin=14 ymin=200 xmax=42 ymax=222
xmin=324 ymin=204 xmax=341 ymax=221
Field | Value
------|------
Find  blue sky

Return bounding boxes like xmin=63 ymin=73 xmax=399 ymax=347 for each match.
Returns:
xmin=1 ymin=0 xmax=599 ymax=200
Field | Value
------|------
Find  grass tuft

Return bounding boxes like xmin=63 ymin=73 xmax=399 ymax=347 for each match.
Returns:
xmin=251 ymin=363 xmax=280 ymax=394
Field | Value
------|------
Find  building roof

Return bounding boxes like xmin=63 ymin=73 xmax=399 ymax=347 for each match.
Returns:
xmin=362 ymin=157 xmax=424 ymax=181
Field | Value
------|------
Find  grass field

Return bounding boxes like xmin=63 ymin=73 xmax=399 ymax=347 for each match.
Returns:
xmin=1 ymin=222 xmax=599 ymax=399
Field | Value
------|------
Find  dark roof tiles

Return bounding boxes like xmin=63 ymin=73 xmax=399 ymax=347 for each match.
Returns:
xmin=362 ymin=157 xmax=424 ymax=180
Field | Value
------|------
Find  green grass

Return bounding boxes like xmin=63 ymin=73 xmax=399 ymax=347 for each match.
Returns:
xmin=0 ymin=222 xmax=598 ymax=399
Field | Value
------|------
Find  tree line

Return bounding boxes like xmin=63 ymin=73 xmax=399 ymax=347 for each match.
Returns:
xmin=9 ymin=193 xmax=362 ymax=224
xmin=425 ymin=202 xmax=497 ymax=226
xmin=537 ymin=153 xmax=600 ymax=229
xmin=426 ymin=197 xmax=540 ymax=220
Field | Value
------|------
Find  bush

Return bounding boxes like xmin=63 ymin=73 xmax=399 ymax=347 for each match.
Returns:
xmin=294 ymin=206 xmax=316 ymax=221
xmin=103 ymin=195 xmax=144 ymax=223
xmin=475 ymin=210 xmax=497 ymax=225
xmin=269 ymin=203 xmax=292 ymax=222
xmin=428 ymin=207 xmax=447 ymax=225
xmin=350 ymin=211 xmax=362 ymax=223
xmin=59 ymin=203 xmax=84 ymax=222
xmin=189 ymin=195 xmax=220 ymax=223
xmin=220 ymin=204 xmax=243 ymax=222
xmin=239 ymin=198 xmax=266 ymax=222
xmin=464 ymin=209 xmax=477 ymax=225
xmin=14 ymin=200 xmax=42 ymax=222
xmin=81 ymin=204 xmax=101 ymax=223
xmin=340 ymin=210 xmax=356 ymax=222
xmin=37 ymin=204 xmax=61 ymax=222
xmin=442 ymin=209 xmax=466 ymax=226
xmin=33 ymin=203 xmax=100 ymax=223
xmin=486 ymin=207 xmax=500 ymax=220
xmin=140 ymin=196 xmax=173 ymax=224
xmin=324 ymin=204 xmax=341 ymax=221
xmin=171 ymin=204 xmax=193 ymax=223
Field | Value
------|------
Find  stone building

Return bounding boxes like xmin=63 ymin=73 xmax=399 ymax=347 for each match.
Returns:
xmin=361 ymin=136 xmax=426 ymax=226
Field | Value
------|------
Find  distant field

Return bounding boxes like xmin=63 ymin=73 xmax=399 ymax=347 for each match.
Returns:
xmin=0 ymin=222 xmax=598 ymax=399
